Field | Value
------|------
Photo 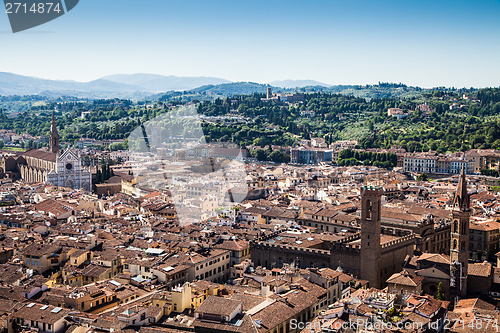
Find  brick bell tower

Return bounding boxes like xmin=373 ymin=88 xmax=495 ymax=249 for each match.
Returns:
xmin=360 ymin=185 xmax=383 ymax=289
xmin=450 ymin=168 xmax=470 ymax=298
xmin=49 ymin=110 xmax=59 ymax=154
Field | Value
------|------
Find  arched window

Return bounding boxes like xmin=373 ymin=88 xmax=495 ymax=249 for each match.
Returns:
xmin=366 ymin=200 xmax=372 ymax=219
xmin=453 ymin=239 xmax=458 ymax=250
xmin=453 ymin=220 xmax=459 ymax=233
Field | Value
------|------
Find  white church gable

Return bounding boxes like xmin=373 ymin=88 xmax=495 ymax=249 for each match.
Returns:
xmin=47 ymin=148 xmax=92 ymax=191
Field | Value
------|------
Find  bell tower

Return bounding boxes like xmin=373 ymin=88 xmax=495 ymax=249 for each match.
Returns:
xmin=50 ymin=110 xmax=59 ymax=154
xmin=360 ymin=185 xmax=383 ymax=289
xmin=450 ymin=168 xmax=470 ymax=298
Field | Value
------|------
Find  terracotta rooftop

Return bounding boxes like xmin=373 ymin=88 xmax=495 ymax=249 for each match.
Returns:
xmin=12 ymin=302 xmax=71 ymax=324
xmin=195 ymin=295 xmax=241 ymax=317
xmin=454 ymin=297 xmax=496 ymax=313
xmin=22 ymin=149 xmax=57 ymax=163
xmin=386 ymin=270 xmax=424 ymax=287
xmin=468 ymin=262 xmax=492 ymax=277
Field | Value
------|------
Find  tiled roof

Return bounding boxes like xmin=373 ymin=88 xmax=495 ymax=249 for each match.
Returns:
xmin=454 ymin=297 xmax=496 ymax=313
xmin=22 ymin=149 xmax=57 ymax=162
xmin=195 ymin=295 xmax=241 ymax=317
xmin=338 ymin=273 xmax=355 ymax=284
xmin=470 ymin=221 xmax=500 ymax=232
xmin=215 ymin=239 xmax=249 ymax=252
xmin=81 ymin=264 xmax=110 ymax=277
xmin=316 ymin=268 xmax=343 ymax=280
xmin=35 ymin=199 xmax=77 ymax=217
xmin=406 ymin=295 xmax=443 ymax=317
xmin=417 ymin=253 xmax=450 ymax=265
xmin=386 ymin=270 xmax=424 ymax=287
xmin=229 ymin=294 xmax=267 ymax=312
xmin=13 ymin=303 xmax=70 ymax=324
xmin=251 ymin=300 xmax=296 ymax=332
xmin=22 ymin=243 xmax=61 ymax=257
xmin=468 ymin=262 xmax=492 ymax=277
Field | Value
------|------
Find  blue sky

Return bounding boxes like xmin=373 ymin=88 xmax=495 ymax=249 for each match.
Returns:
xmin=1 ymin=0 xmax=500 ymax=87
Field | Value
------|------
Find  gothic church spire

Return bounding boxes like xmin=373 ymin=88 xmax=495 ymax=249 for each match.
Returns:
xmin=50 ymin=110 xmax=59 ymax=154
xmin=453 ymin=167 xmax=470 ymax=211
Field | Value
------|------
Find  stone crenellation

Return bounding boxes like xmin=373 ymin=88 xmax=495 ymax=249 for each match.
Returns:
xmin=381 ymin=234 xmax=417 ymax=249
xmin=252 ymin=241 xmax=330 ymax=255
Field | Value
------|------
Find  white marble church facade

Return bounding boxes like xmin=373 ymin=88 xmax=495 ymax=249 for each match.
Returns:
xmin=47 ymin=149 xmax=92 ymax=191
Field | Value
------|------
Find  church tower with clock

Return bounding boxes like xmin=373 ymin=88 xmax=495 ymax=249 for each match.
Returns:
xmin=450 ymin=168 xmax=470 ymax=298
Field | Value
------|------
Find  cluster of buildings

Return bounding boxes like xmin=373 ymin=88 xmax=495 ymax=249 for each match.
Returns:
xmin=387 ymin=103 xmax=438 ymax=120
xmin=290 ymin=138 xmax=500 ymax=179
xmin=387 ymin=108 xmax=409 ymax=119
xmin=171 ymin=143 xmax=248 ymax=160
xmin=74 ymin=138 xmax=126 ymax=150
xmin=261 ymin=88 xmax=306 ymax=103
xmin=290 ymin=146 xmax=333 ymax=165
xmin=403 ymin=149 xmax=500 ymax=176
xmin=403 ymin=153 xmax=473 ymax=175
xmin=0 ymin=117 xmax=499 ymax=332
xmin=0 ymin=129 xmax=43 ymax=147
xmin=0 ymin=150 xmax=497 ymax=332
xmin=289 ymin=138 xmax=345 ymax=165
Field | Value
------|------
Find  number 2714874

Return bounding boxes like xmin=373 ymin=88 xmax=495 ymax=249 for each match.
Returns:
xmin=5 ymin=2 xmax=62 ymax=14
xmin=443 ymin=318 xmax=498 ymax=330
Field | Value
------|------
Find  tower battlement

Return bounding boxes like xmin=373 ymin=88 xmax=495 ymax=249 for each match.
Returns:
xmin=361 ymin=185 xmax=384 ymax=196
xmin=332 ymin=242 xmax=361 ymax=251
xmin=334 ymin=232 xmax=361 ymax=244
xmin=381 ymin=234 xmax=416 ymax=250
xmin=251 ymin=229 xmax=284 ymax=244
xmin=250 ymin=239 xmax=332 ymax=269
xmin=252 ymin=241 xmax=330 ymax=255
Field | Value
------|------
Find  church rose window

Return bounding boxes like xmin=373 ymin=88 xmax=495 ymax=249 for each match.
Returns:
xmin=66 ymin=163 xmax=73 ymax=170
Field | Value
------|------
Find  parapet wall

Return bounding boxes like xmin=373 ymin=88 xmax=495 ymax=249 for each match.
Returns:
xmin=332 ymin=242 xmax=361 ymax=252
xmin=251 ymin=241 xmax=330 ymax=255
xmin=250 ymin=240 xmax=331 ymax=269
xmin=381 ymin=234 xmax=416 ymax=251
xmin=251 ymin=229 xmax=285 ymax=243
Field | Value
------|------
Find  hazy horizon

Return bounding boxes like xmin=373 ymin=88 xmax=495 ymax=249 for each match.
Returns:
xmin=2 ymin=0 xmax=500 ymax=88
xmin=2 ymin=71 xmax=499 ymax=90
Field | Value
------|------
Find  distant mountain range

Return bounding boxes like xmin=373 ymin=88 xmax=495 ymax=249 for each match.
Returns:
xmin=101 ymin=74 xmax=231 ymax=92
xmin=0 ymin=72 xmax=148 ymax=99
xmin=0 ymin=72 xmax=421 ymax=100
xmin=190 ymin=82 xmax=272 ymax=95
xmin=0 ymin=72 xmax=336 ymax=99
xmin=269 ymin=80 xmax=331 ymax=88
xmin=0 ymin=72 xmax=236 ymax=99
